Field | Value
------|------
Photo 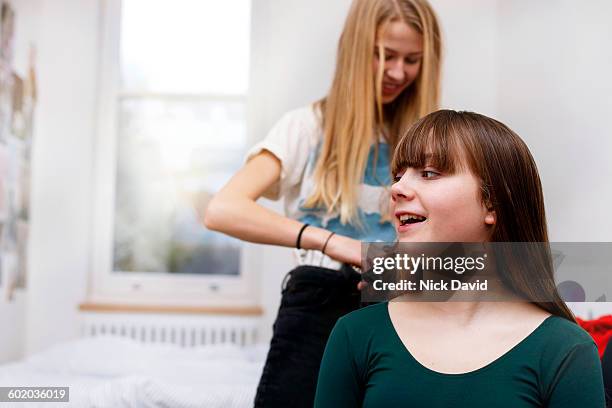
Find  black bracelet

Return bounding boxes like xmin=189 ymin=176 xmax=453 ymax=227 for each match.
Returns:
xmin=296 ymin=223 xmax=310 ymax=249
xmin=321 ymin=231 xmax=335 ymax=254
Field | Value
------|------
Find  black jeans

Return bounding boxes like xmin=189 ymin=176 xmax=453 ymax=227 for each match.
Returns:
xmin=254 ymin=264 xmax=362 ymax=408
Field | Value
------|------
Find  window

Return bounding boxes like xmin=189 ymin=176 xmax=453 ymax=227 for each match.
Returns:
xmin=91 ymin=0 xmax=256 ymax=305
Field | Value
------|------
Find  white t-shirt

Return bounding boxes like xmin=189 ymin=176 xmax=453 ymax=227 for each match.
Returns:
xmin=245 ymin=104 xmax=396 ymax=267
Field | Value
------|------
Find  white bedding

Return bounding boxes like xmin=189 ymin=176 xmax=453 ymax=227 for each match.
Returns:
xmin=0 ymin=337 xmax=267 ymax=407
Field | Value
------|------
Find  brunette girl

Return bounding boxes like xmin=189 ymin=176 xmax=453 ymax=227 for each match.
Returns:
xmin=315 ymin=110 xmax=605 ymax=407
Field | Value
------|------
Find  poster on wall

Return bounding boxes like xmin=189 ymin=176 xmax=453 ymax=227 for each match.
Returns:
xmin=0 ymin=2 xmax=14 ymax=64
xmin=0 ymin=2 xmax=36 ymax=300
xmin=0 ymin=1 xmax=15 ymax=144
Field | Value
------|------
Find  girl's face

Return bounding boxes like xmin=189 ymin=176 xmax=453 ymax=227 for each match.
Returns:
xmin=374 ymin=20 xmax=423 ymax=104
xmin=390 ymin=160 xmax=496 ymax=243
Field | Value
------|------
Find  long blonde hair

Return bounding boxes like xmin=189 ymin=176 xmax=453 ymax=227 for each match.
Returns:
xmin=303 ymin=0 xmax=442 ymax=227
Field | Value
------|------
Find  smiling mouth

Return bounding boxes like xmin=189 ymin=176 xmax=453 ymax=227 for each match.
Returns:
xmin=398 ymin=214 xmax=427 ymax=226
xmin=383 ymin=83 xmax=401 ymax=92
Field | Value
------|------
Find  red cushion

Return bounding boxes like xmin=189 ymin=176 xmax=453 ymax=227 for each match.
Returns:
xmin=577 ymin=315 xmax=612 ymax=359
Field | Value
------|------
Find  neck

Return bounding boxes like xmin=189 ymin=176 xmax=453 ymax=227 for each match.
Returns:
xmin=417 ymin=301 xmax=487 ymax=326
xmin=392 ymin=275 xmax=524 ymax=326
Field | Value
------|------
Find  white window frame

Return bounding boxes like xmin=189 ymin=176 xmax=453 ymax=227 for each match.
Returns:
xmin=89 ymin=0 xmax=258 ymax=307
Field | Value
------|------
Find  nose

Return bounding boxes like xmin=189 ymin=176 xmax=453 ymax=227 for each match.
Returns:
xmin=391 ymin=177 xmax=416 ymax=203
xmin=386 ymin=59 xmax=406 ymax=82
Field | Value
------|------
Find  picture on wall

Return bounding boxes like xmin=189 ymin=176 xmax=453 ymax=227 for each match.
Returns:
xmin=0 ymin=2 xmax=36 ymax=299
xmin=0 ymin=1 xmax=14 ymax=144
xmin=0 ymin=2 xmax=15 ymax=63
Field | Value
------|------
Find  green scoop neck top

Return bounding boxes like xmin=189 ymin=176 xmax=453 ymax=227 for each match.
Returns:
xmin=314 ymin=302 xmax=605 ymax=408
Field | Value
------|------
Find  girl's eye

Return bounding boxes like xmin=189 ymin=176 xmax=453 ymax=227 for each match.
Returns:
xmin=392 ymin=174 xmax=403 ymax=182
xmin=421 ymin=170 xmax=439 ymax=178
xmin=405 ymin=58 xmax=420 ymax=65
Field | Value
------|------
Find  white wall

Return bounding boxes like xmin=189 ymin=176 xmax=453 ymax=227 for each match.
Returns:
xmin=24 ymin=0 xmax=99 ymax=354
xmin=432 ymin=0 xmax=500 ymax=116
xmin=0 ymin=292 xmax=24 ymax=362
xmin=0 ymin=0 xmax=41 ymax=363
xmin=496 ymin=0 xmax=612 ymax=318
xmin=497 ymin=0 xmax=612 ymax=242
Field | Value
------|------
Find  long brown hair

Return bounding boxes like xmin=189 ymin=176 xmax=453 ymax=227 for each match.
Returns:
xmin=304 ymin=0 xmax=442 ymax=226
xmin=390 ymin=110 xmax=576 ymax=322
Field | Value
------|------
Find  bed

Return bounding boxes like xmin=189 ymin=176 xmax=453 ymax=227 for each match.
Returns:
xmin=0 ymin=310 xmax=267 ymax=407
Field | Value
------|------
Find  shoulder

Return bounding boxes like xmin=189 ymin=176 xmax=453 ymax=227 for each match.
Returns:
xmin=533 ymin=316 xmax=599 ymax=372
xmin=330 ymin=303 xmax=391 ymax=368
xmin=274 ymin=104 xmax=322 ymax=133
xmin=336 ymin=302 xmax=389 ymax=335
xmin=504 ymin=303 xmax=594 ymax=353
xmin=262 ymin=104 xmax=323 ymax=152
xmin=539 ymin=316 xmax=595 ymax=347
xmin=534 ymin=316 xmax=603 ymax=402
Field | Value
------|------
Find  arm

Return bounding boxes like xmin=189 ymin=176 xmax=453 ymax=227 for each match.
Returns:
xmin=202 ymin=150 xmax=362 ymax=266
xmin=315 ymin=319 xmax=363 ymax=408
xmin=546 ymin=342 xmax=605 ymax=407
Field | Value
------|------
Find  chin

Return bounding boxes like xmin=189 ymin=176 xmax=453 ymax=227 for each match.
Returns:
xmin=381 ymin=84 xmax=412 ymax=104
xmin=382 ymin=94 xmax=401 ymax=105
xmin=396 ymin=232 xmax=426 ymax=243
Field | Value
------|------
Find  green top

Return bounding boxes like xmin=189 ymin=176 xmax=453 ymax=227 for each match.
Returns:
xmin=315 ymin=302 xmax=605 ymax=408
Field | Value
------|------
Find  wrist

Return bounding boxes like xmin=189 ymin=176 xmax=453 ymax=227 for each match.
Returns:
xmin=321 ymin=231 xmax=335 ymax=254
xmin=300 ymin=226 xmax=331 ymax=251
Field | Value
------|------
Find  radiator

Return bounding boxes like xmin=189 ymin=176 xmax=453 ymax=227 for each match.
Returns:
xmin=79 ymin=312 xmax=261 ymax=347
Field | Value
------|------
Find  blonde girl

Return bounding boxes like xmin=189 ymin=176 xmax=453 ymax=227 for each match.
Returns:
xmin=204 ymin=0 xmax=442 ymax=406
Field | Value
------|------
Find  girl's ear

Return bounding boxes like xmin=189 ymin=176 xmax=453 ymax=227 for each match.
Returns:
xmin=483 ymin=194 xmax=495 ymax=225
xmin=484 ymin=210 xmax=496 ymax=225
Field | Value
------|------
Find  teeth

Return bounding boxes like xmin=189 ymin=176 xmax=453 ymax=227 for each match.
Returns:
xmin=399 ymin=214 xmax=425 ymax=222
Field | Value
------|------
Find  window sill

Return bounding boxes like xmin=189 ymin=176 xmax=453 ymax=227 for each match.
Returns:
xmin=78 ymin=302 xmax=263 ymax=316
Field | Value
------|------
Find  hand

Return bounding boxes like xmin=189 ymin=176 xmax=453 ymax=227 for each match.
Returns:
xmin=320 ymin=233 xmax=369 ymax=290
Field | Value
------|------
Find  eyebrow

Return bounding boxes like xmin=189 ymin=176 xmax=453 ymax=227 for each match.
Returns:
xmin=380 ymin=47 xmax=423 ymax=57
